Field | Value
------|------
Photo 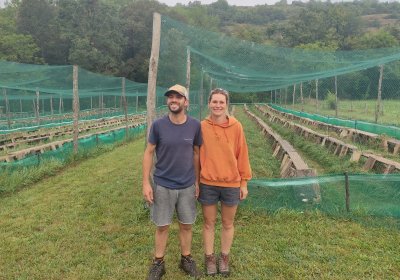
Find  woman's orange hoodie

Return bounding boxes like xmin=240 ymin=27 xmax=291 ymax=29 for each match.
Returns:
xmin=200 ymin=116 xmax=252 ymax=188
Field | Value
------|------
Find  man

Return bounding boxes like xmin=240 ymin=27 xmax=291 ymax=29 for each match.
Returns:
xmin=142 ymin=84 xmax=202 ymax=280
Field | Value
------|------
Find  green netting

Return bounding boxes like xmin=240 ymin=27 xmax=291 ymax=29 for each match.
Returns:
xmin=245 ymin=174 xmax=400 ymax=219
xmin=156 ymin=15 xmax=400 ymax=127
xmin=0 ymin=124 xmax=145 ymax=171
xmin=270 ymin=104 xmax=400 ymax=140
xmin=0 ymin=61 xmax=167 ymax=130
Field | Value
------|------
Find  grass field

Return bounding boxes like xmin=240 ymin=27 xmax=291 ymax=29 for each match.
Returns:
xmin=1 ymin=131 xmax=399 ymax=279
xmin=289 ymin=99 xmax=400 ymax=126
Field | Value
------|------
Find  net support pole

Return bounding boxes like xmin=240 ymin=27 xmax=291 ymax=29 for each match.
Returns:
xmin=375 ymin=65 xmax=384 ymax=123
xmin=186 ymin=46 xmax=191 ymax=99
xmin=146 ymin=12 xmax=161 ymax=140
xmin=72 ymin=65 xmax=79 ymax=154
xmin=300 ymin=82 xmax=304 ymax=112
xmin=199 ymin=68 xmax=204 ymax=120
xmin=335 ymin=75 xmax=338 ymax=117
xmin=122 ymin=77 xmax=129 ymax=139
xmin=292 ymin=84 xmax=296 ymax=106
xmin=50 ymin=96 xmax=54 ymax=115
xmin=136 ymin=94 xmax=138 ymax=112
xmin=315 ymin=79 xmax=319 ymax=113
xmin=2 ymin=88 xmax=11 ymax=129
xmin=35 ymin=88 xmax=40 ymax=125
xmin=101 ymin=93 xmax=104 ymax=116
xmin=344 ymin=172 xmax=350 ymax=212
xmin=59 ymin=95 xmax=62 ymax=114
xmin=19 ymin=99 xmax=22 ymax=113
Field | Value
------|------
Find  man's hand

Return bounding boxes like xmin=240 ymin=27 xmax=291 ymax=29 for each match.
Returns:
xmin=195 ymin=183 xmax=199 ymax=199
xmin=143 ymin=182 xmax=154 ymax=204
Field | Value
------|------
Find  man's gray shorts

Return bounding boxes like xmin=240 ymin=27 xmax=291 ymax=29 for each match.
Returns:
xmin=150 ymin=184 xmax=197 ymax=227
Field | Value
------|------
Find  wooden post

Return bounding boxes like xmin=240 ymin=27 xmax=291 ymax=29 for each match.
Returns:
xmin=284 ymin=87 xmax=287 ymax=105
xmin=186 ymin=46 xmax=191 ymax=100
xmin=122 ymin=77 xmax=129 ymax=139
xmin=344 ymin=172 xmax=350 ymax=212
xmin=35 ymin=88 xmax=40 ymax=125
xmin=101 ymin=93 xmax=104 ymax=116
xmin=315 ymin=79 xmax=319 ymax=112
xmin=59 ymin=95 xmax=62 ymax=114
xmin=292 ymin=84 xmax=296 ymax=106
xmin=72 ymin=65 xmax=79 ymax=154
xmin=375 ymin=65 xmax=384 ymax=123
xmin=300 ymin=82 xmax=304 ymax=112
xmin=335 ymin=75 xmax=338 ymax=117
xmin=199 ymin=68 xmax=204 ymax=120
xmin=146 ymin=12 xmax=161 ymax=139
xmin=3 ymin=88 xmax=11 ymax=129
xmin=50 ymin=96 xmax=54 ymax=115
xmin=136 ymin=94 xmax=139 ymax=112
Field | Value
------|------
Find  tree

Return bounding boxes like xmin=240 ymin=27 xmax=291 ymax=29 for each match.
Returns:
xmin=0 ymin=5 xmax=43 ymax=63
xmin=57 ymin=0 xmax=126 ymax=74
xmin=16 ymin=0 xmax=67 ymax=64
xmin=119 ymin=0 xmax=167 ymax=81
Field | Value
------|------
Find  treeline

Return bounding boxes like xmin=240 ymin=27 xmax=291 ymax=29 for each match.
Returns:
xmin=1 ymin=0 xmax=400 ymax=82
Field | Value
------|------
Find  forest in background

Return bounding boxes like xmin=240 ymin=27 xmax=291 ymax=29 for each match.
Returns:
xmin=1 ymin=0 xmax=400 ymax=83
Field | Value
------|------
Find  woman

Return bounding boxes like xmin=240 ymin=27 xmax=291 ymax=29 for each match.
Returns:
xmin=198 ymin=88 xmax=252 ymax=277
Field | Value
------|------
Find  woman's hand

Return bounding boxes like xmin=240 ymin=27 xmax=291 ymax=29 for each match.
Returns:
xmin=240 ymin=185 xmax=248 ymax=200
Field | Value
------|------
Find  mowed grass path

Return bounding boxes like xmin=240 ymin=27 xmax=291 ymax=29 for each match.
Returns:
xmin=1 ymin=136 xmax=400 ymax=279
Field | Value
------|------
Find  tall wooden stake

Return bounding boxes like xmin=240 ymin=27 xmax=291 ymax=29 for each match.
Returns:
xmin=315 ymin=79 xmax=319 ymax=112
xmin=35 ymin=88 xmax=40 ymax=125
xmin=375 ymin=65 xmax=384 ymax=123
xmin=199 ymin=69 xmax=204 ymax=120
xmin=3 ymin=88 xmax=11 ymax=129
xmin=50 ymin=96 xmax=54 ymax=115
xmin=186 ymin=46 xmax=191 ymax=100
xmin=146 ymin=12 xmax=161 ymax=140
xmin=122 ymin=77 xmax=129 ymax=139
xmin=73 ymin=65 xmax=79 ymax=154
xmin=335 ymin=75 xmax=338 ymax=117
xmin=300 ymin=82 xmax=304 ymax=112
xmin=292 ymin=84 xmax=296 ymax=106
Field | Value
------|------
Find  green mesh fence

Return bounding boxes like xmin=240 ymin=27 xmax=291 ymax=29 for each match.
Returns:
xmin=0 ymin=61 xmax=167 ymax=130
xmin=0 ymin=124 xmax=145 ymax=171
xmin=270 ymin=104 xmax=400 ymax=140
xmin=245 ymin=174 xmax=400 ymax=219
xmin=156 ymin=16 xmax=400 ymax=126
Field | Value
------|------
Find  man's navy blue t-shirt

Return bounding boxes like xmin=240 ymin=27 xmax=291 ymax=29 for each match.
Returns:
xmin=148 ymin=115 xmax=202 ymax=189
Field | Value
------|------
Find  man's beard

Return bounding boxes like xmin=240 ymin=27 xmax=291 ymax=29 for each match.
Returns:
xmin=168 ymin=103 xmax=184 ymax=114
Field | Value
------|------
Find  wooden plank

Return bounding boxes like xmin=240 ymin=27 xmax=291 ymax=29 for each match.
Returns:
xmin=383 ymin=165 xmax=395 ymax=174
xmin=350 ymin=151 xmax=362 ymax=162
xmin=363 ymin=157 xmax=377 ymax=171
xmin=393 ymin=143 xmax=400 ymax=155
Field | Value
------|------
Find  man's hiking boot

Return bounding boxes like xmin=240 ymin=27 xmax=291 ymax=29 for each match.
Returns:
xmin=179 ymin=255 xmax=202 ymax=278
xmin=218 ymin=253 xmax=230 ymax=277
xmin=147 ymin=259 xmax=166 ymax=280
xmin=204 ymin=253 xmax=217 ymax=276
